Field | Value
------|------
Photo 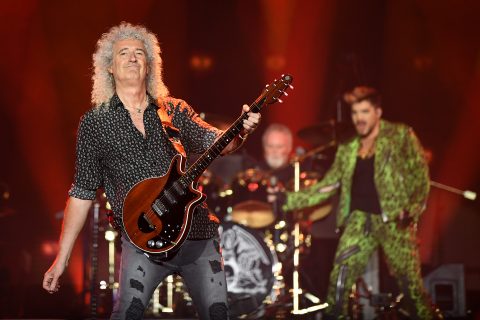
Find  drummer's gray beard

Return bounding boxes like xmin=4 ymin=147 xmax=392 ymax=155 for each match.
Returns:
xmin=266 ymin=155 xmax=287 ymax=170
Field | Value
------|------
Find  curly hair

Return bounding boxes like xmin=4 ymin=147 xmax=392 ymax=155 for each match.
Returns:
xmin=91 ymin=22 xmax=169 ymax=107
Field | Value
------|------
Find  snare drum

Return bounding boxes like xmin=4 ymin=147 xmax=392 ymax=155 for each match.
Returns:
xmin=219 ymin=222 xmax=281 ymax=318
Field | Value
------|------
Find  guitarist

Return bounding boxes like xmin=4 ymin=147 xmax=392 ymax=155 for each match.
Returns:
xmin=42 ymin=22 xmax=260 ymax=320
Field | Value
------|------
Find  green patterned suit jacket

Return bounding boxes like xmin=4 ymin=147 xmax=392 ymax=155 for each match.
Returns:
xmin=284 ymin=119 xmax=430 ymax=228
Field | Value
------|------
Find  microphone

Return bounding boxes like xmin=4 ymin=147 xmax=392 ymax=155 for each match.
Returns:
xmin=270 ymin=175 xmax=278 ymax=188
xmin=295 ymin=146 xmax=306 ymax=156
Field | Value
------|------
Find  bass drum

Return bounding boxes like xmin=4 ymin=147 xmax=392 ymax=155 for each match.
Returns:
xmin=219 ymin=222 xmax=281 ymax=318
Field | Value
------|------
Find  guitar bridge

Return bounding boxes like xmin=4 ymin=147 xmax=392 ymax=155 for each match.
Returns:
xmin=152 ymin=200 xmax=167 ymax=216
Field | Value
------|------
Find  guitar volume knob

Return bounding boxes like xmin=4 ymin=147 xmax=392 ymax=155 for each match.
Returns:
xmin=155 ymin=241 xmax=164 ymax=248
xmin=147 ymin=240 xmax=155 ymax=248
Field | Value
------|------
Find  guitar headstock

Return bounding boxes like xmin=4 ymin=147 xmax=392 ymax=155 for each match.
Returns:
xmin=257 ymin=74 xmax=294 ymax=106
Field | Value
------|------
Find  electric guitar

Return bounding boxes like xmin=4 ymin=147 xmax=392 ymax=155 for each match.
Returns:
xmin=122 ymin=74 xmax=293 ymax=254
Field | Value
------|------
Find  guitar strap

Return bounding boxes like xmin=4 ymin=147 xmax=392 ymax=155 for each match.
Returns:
xmin=157 ymin=103 xmax=187 ymax=157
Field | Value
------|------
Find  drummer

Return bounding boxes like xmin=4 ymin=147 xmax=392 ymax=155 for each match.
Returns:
xmin=258 ymin=123 xmax=294 ymax=180
xmin=229 ymin=123 xmax=316 ymax=227
xmin=259 ymin=124 xmax=337 ymax=299
xmin=258 ymin=123 xmax=318 ymax=193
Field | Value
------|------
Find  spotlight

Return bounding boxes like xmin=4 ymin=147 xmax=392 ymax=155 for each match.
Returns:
xmin=105 ymin=229 xmax=117 ymax=242
xmin=190 ymin=54 xmax=213 ymax=71
xmin=99 ymin=280 xmax=107 ymax=290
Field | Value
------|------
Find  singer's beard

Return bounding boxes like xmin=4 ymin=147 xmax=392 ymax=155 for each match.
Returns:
xmin=266 ymin=155 xmax=288 ymax=170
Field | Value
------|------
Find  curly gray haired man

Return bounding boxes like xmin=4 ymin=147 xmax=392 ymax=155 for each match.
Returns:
xmin=43 ymin=22 xmax=261 ymax=320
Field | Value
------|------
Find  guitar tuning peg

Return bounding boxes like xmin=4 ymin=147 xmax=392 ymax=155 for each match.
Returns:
xmin=277 ymin=98 xmax=283 ymax=103
xmin=289 ymin=84 xmax=294 ymax=89
xmin=283 ymin=92 xmax=289 ymax=96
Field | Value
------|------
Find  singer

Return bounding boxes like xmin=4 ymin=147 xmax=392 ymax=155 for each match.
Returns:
xmin=284 ymin=86 xmax=438 ymax=319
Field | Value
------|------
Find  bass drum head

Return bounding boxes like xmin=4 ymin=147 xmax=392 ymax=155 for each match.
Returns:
xmin=219 ymin=221 xmax=275 ymax=318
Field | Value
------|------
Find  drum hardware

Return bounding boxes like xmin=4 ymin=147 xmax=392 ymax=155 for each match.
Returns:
xmin=286 ymin=170 xmax=334 ymax=223
xmin=289 ymin=156 xmax=328 ymax=315
xmin=430 ymin=180 xmax=476 ymax=200
xmin=89 ymin=201 xmax=100 ymax=318
xmin=197 ymin=169 xmax=230 ymax=219
xmin=273 ymin=221 xmax=289 ymax=254
xmin=149 ymin=275 xmax=195 ymax=317
xmin=286 ymin=141 xmax=336 ymax=226
xmin=102 ymin=195 xmax=120 ymax=297
xmin=290 ymin=139 xmax=336 ymax=165
xmin=152 ymin=275 xmax=174 ymax=313
xmin=85 ymin=196 xmax=121 ymax=318
xmin=104 ymin=226 xmax=119 ymax=296
xmin=349 ymin=277 xmax=405 ymax=319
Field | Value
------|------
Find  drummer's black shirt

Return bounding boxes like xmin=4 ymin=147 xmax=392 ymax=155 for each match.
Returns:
xmin=68 ymin=94 xmax=222 ymax=239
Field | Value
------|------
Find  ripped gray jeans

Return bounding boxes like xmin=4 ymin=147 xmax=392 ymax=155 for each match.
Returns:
xmin=111 ymin=235 xmax=228 ymax=320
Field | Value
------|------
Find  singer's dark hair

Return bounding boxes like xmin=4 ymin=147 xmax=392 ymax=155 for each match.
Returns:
xmin=343 ymin=86 xmax=381 ymax=108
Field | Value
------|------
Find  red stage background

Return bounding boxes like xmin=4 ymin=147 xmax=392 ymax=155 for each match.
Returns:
xmin=0 ymin=0 xmax=479 ymax=317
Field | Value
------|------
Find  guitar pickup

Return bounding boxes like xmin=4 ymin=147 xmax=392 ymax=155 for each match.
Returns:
xmin=163 ymin=190 xmax=177 ymax=205
xmin=172 ymin=181 xmax=186 ymax=196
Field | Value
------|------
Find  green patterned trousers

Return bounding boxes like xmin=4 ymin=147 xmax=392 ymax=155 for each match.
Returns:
xmin=326 ymin=210 xmax=434 ymax=319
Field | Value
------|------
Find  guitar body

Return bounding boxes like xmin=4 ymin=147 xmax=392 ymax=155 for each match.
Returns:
xmin=122 ymin=154 xmax=204 ymax=254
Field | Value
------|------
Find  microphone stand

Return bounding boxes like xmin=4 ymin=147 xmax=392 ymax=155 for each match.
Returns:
xmin=430 ymin=181 xmax=476 ymax=200
xmin=89 ymin=201 xmax=100 ymax=319
xmin=293 ymin=140 xmax=337 ymax=165
xmin=290 ymin=156 xmax=328 ymax=315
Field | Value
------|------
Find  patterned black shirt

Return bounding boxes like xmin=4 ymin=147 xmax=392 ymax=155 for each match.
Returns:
xmin=69 ymin=94 xmax=223 ymax=239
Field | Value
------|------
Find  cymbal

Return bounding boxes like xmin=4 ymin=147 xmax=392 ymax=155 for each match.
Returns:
xmin=231 ymin=200 xmax=275 ymax=229
xmin=297 ymin=121 xmax=335 ymax=146
xmin=297 ymin=120 xmax=354 ymax=146
xmin=199 ymin=112 xmax=234 ymax=131
xmin=290 ymin=201 xmax=333 ymax=222
xmin=308 ymin=203 xmax=333 ymax=222
xmin=286 ymin=171 xmax=322 ymax=192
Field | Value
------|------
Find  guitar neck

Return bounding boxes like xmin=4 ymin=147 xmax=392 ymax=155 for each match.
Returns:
xmin=182 ymin=100 xmax=263 ymax=185
xmin=180 ymin=73 xmax=292 ymax=186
